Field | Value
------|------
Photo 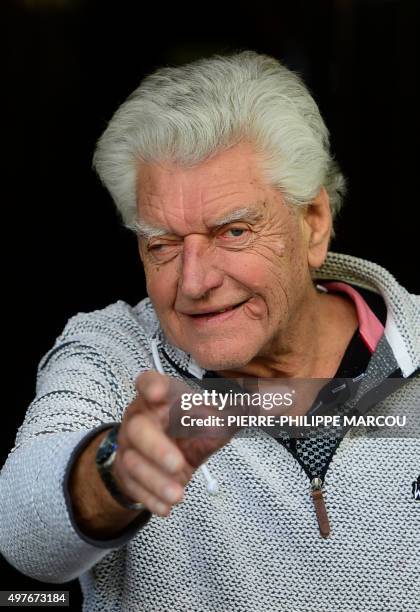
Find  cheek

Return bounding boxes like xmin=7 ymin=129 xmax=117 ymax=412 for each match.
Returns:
xmin=232 ymin=236 xmax=308 ymax=306
xmin=228 ymin=243 xmax=288 ymax=291
xmin=145 ymin=267 xmax=177 ymax=312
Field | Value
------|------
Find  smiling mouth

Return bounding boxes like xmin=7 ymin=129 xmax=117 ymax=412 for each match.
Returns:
xmin=187 ymin=299 xmax=249 ymax=318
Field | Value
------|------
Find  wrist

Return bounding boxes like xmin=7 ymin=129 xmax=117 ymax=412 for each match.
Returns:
xmin=96 ymin=425 xmax=146 ymax=512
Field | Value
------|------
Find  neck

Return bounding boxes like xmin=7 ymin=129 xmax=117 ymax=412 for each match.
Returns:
xmin=217 ymin=284 xmax=358 ymax=379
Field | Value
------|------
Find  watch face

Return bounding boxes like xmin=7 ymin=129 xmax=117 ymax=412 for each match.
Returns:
xmin=96 ymin=429 xmax=118 ymax=465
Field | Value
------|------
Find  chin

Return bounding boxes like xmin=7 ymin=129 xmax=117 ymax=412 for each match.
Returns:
xmin=189 ymin=341 xmax=259 ymax=372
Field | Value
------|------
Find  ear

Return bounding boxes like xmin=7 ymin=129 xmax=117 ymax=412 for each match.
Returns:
xmin=301 ymin=186 xmax=332 ymax=269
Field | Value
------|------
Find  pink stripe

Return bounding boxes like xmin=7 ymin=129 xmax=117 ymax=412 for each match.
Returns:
xmin=319 ymin=281 xmax=385 ymax=353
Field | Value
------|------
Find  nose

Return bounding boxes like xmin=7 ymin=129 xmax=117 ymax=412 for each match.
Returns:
xmin=179 ymin=235 xmax=224 ymax=299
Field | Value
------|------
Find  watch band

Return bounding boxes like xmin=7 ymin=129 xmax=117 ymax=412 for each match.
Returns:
xmin=96 ymin=425 xmax=146 ymax=512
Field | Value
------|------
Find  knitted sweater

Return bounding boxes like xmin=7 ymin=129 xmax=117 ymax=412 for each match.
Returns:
xmin=0 ymin=252 xmax=419 ymax=612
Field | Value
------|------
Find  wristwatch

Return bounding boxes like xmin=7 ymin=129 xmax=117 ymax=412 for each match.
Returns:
xmin=96 ymin=424 xmax=146 ymax=511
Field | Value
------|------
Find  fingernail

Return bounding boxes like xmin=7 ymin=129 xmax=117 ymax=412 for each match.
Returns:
xmin=155 ymin=502 xmax=168 ymax=515
xmin=163 ymin=485 xmax=181 ymax=504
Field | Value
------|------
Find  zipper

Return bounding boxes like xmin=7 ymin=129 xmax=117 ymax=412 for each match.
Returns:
xmin=281 ymin=437 xmax=338 ymax=539
xmin=310 ymin=476 xmax=331 ymax=538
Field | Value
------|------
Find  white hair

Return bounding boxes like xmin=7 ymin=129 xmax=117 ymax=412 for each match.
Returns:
xmin=93 ymin=51 xmax=346 ymax=233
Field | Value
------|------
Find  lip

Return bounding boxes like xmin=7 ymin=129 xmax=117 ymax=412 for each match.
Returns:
xmin=180 ymin=300 xmax=247 ymax=316
xmin=181 ymin=299 xmax=249 ymax=326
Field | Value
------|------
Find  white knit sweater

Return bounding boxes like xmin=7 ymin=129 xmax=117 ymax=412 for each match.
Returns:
xmin=0 ymin=253 xmax=419 ymax=612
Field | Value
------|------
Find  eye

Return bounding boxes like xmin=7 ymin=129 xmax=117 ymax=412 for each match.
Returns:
xmin=226 ymin=228 xmax=245 ymax=237
xmin=146 ymin=241 xmax=180 ymax=262
xmin=219 ymin=226 xmax=250 ymax=242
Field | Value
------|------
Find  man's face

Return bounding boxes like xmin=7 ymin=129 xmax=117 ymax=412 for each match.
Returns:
xmin=136 ymin=142 xmax=314 ymax=371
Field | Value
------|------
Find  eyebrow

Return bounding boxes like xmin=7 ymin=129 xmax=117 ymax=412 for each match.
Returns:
xmin=207 ymin=206 xmax=262 ymax=228
xmin=134 ymin=220 xmax=169 ymax=239
xmin=134 ymin=206 xmax=262 ymax=239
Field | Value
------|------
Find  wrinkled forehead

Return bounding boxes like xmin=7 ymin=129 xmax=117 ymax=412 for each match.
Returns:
xmin=135 ymin=145 xmax=285 ymax=236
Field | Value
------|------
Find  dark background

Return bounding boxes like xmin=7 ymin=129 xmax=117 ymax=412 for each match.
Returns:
xmin=2 ymin=0 xmax=418 ymax=609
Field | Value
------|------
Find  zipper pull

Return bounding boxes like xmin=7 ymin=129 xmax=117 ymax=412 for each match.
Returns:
xmin=311 ymin=477 xmax=331 ymax=538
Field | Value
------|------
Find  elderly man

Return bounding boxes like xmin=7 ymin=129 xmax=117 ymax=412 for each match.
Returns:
xmin=0 ymin=52 xmax=418 ymax=612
